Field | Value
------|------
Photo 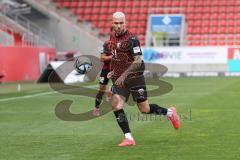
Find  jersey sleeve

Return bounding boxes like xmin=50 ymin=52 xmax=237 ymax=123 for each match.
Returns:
xmin=128 ymin=36 xmax=142 ymax=56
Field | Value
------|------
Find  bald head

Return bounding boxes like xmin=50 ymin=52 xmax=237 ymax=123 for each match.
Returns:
xmin=113 ymin=12 xmax=126 ymax=20
xmin=112 ymin=12 xmax=126 ymax=36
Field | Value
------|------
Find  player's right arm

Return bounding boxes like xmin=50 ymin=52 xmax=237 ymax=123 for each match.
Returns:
xmin=100 ymin=40 xmax=116 ymax=62
xmin=100 ymin=53 xmax=112 ymax=62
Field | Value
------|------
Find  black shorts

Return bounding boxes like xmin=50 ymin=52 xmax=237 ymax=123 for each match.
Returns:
xmin=112 ymin=75 xmax=147 ymax=103
xmin=99 ymin=69 xmax=110 ymax=85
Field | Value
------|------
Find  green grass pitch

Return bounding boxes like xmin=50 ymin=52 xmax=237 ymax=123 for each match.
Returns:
xmin=0 ymin=77 xmax=239 ymax=160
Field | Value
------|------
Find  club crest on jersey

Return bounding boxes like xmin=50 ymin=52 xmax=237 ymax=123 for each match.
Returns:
xmin=99 ymin=77 xmax=105 ymax=83
xmin=138 ymin=88 xmax=145 ymax=96
xmin=117 ymin=42 xmax=121 ymax=48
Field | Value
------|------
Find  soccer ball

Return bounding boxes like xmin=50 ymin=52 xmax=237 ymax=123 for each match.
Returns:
xmin=75 ymin=58 xmax=92 ymax=74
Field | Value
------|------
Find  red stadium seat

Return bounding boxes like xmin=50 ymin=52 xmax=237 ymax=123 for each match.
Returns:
xmin=91 ymin=15 xmax=99 ymax=22
xmin=158 ymin=1 xmax=164 ymax=7
xmin=91 ymin=21 xmax=98 ymax=28
xmin=188 ymin=0 xmax=195 ymax=6
xmin=202 ymin=27 xmax=209 ymax=34
xmin=99 ymin=28 xmax=106 ymax=35
xmin=79 ymin=1 xmax=87 ymax=8
xmin=187 ymin=20 xmax=194 ymax=27
xmin=236 ymin=35 xmax=240 ymax=45
xmin=228 ymin=0 xmax=235 ymax=6
xmin=165 ymin=1 xmax=172 ymax=7
xmin=218 ymin=27 xmax=226 ymax=34
xmin=210 ymin=27 xmax=218 ymax=34
xmin=141 ymin=7 xmax=148 ymax=14
xmin=142 ymin=1 xmax=149 ymax=7
xmin=203 ymin=6 xmax=211 ymax=13
xmin=63 ymin=1 xmax=71 ymax=8
xmin=87 ymin=1 xmax=94 ymax=8
xmin=202 ymin=20 xmax=210 ymax=26
xmin=130 ymin=27 xmax=138 ymax=35
xmin=172 ymin=0 xmax=180 ymax=7
xmin=210 ymin=20 xmax=218 ymax=27
xmin=181 ymin=0 xmax=188 ymax=7
xmin=219 ymin=13 xmax=227 ymax=19
xmin=150 ymin=0 xmax=157 ymax=7
xmin=219 ymin=20 xmax=226 ymax=26
xmin=187 ymin=13 xmax=194 ymax=20
xmin=187 ymin=27 xmax=194 ymax=34
xmin=235 ymin=13 xmax=240 ymax=19
xmin=76 ymin=8 xmax=83 ymax=14
xmin=138 ymin=27 xmax=145 ymax=35
xmin=51 ymin=0 xmax=240 ymax=46
xmin=195 ymin=7 xmax=203 ymax=13
xmin=72 ymin=1 xmax=78 ymax=8
xmin=211 ymin=13 xmax=218 ymax=19
xmin=227 ymin=26 xmax=234 ymax=34
xmin=187 ymin=6 xmax=194 ymax=13
xmin=211 ymin=0 xmax=219 ymax=6
xmin=219 ymin=6 xmax=227 ymax=13
xmin=118 ymin=1 xmax=125 ymax=7
xmin=102 ymin=1 xmax=110 ymax=7
xmin=109 ymin=1 xmax=117 ymax=8
xmin=219 ymin=0 xmax=227 ymax=6
xmin=196 ymin=0 xmax=204 ymax=6
xmin=228 ymin=19 xmax=234 ymax=26
xmin=204 ymin=0 xmax=211 ymax=6
xmin=94 ymin=1 xmax=101 ymax=7
xmin=194 ymin=27 xmax=202 ymax=34
xmin=133 ymin=1 xmax=141 ymax=7
xmin=211 ymin=6 xmax=218 ymax=13
xmin=194 ymin=20 xmax=202 ymax=27
xmin=130 ymin=21 xmax=138 ymax=28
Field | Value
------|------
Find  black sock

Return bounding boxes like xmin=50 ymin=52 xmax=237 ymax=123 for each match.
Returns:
xmin=149 ymin=104 xmax=168 ymax=115
xmin=95 ymin=91 xmax=105 ymax=108
xmin=114 ymin=109 xmax=131 ymax=134
xmin=95 ymin=99 xmax=102 ymax=108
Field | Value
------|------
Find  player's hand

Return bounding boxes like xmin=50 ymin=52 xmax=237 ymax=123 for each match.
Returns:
xmin=107 ymin=71 xmax=114 ymax=79
xmin=115 ymin=74 xmax=126 ymax=87
xmin=108 ymin=55 xmax=113 ymax=60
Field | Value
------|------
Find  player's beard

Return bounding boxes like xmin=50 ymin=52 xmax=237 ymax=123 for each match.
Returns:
xmin=115 ymin=28 xmax=126 ymax=37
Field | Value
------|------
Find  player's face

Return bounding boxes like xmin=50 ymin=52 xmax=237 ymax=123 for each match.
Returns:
xmin=112 ymin=17 xmax=126 ymax=35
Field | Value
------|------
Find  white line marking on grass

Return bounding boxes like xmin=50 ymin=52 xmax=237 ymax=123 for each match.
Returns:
xmin=0 ymin=91 xmax=57 ymax=102
xmin=0 ymin=84 xmax=104 ymax=102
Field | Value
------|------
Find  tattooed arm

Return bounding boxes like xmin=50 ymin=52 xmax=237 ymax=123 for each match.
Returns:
xmin=115 ymin=55 xmax=142 ymax=87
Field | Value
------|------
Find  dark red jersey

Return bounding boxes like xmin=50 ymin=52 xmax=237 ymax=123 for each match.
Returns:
xmin=109 ymin=29 xmax=138 ymax=81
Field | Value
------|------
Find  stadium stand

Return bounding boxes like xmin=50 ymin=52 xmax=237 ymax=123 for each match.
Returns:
xmin=52 ymin=0 xmax=240 ymax=46
xmin=0 ymin=22 xmax=14 ymax=46
xmin=0 ymin=0 xmax=57 ymax=82
xmin=0 ymin=0 xmax=55 ymax=47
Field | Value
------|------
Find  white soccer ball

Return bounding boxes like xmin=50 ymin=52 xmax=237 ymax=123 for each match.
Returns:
xmin=75 ymin=59 xmax=92 ymax=74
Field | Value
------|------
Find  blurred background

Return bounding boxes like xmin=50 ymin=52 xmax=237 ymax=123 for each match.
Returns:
xmin=0 ymin=0 xmax=240 ymax=83
xmin=0 ymin=1 xmax=240 ymax=160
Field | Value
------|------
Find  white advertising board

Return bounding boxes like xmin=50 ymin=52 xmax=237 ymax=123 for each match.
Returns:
xmin=143 ymin=47 xmax=228 ymax=64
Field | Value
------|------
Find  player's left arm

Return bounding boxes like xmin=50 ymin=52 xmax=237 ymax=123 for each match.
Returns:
xmin=122 ymin=55 xmax=142 ymax=77
xmin=115 ymin=36 xmax=143 ymax=86
xmin=122 ymin=36 xmax=143 ymax=76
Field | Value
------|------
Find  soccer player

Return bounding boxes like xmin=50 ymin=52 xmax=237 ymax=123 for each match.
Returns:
xmin=92 ymin=41 xmax=113 ymax=116
xmin=107 ymin=12 xmax=180 ymax=147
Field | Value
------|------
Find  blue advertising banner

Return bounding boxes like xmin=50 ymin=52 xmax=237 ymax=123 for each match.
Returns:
xmin=150 ymin=15 xmax=183 ymax=33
